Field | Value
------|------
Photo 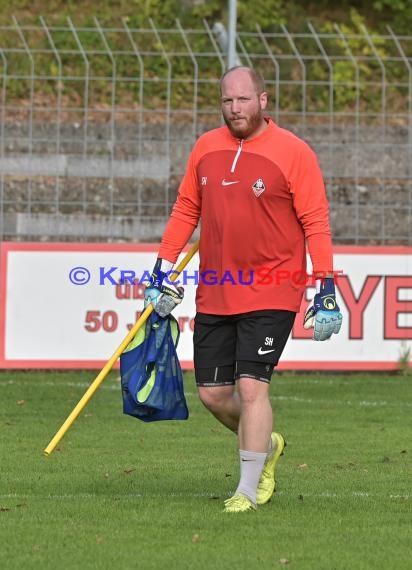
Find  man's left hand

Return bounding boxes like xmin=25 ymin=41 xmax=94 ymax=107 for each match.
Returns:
xmin=303 ymin=277 xmax=343 ymax=341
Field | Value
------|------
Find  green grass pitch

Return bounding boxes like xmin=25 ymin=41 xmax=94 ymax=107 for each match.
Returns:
xmin=0 ymin=370 xmax=411 ymax=570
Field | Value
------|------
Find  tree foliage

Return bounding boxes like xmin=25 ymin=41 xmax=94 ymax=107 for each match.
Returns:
xmin=0 ymin=1 xmax=411 ymax=113
xmin=0 ymin=0 xmax=411 ymax=31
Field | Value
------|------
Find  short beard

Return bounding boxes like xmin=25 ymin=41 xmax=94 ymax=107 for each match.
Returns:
xmin=223 ymin=109 xmax=264 ymax=139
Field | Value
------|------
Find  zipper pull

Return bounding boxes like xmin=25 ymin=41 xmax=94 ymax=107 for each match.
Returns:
xmin=230 ymin=139 xmax=243 ymax=173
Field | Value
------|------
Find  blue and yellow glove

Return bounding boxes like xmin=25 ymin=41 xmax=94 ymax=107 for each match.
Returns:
xmin=144 ymin=258 xmax=184 ymax=318
xmin=303 ymin=277 xmax=343 ymax=341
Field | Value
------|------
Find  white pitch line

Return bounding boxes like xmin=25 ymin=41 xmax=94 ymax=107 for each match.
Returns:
xmin=0 ymin=379 xmax=411 ymax=408
xmin=274 ymin=395 xmax=412 ymax=407
xmin=0 ymin=491 xmax=409 ymax=501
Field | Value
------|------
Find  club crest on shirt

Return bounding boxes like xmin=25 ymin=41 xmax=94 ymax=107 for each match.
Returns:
xmin=252 ymin=178 xmax=265 ymax=197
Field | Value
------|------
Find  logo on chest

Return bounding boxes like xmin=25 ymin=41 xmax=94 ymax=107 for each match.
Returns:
xmin=252 ymin=178 xmax=266 ymax=197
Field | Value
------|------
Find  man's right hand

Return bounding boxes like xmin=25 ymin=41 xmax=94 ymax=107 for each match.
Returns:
xmin=144 ymin=258 xmax=184 ymax=318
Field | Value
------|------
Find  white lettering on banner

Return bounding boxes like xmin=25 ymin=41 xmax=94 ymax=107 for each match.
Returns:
xmin=0 ymin=244 xmax=411 ymax=370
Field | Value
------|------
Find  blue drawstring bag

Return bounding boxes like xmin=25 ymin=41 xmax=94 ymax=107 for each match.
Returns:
xmin=120 ymin=312 xmax=189 ymax=422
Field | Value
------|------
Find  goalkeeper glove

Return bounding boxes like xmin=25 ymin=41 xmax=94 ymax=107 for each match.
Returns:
xmin=144 ymin=258 xmax=184 ymax=318
xmin=303 ymin=277 xmax=343 ymax=341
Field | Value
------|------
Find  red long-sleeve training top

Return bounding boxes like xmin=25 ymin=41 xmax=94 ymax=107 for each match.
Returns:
xmin=159 ymin=118 xmax=333 ymax=314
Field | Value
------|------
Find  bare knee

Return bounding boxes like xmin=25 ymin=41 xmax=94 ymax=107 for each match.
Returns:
xmin=238 ymin=377 xmax=269 ymax=407
xmin=198 ymin=385 xmax=235 ymax=413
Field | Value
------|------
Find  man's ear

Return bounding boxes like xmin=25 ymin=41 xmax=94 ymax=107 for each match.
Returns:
xmin=260 ymin=91 xmax=268 ymax=110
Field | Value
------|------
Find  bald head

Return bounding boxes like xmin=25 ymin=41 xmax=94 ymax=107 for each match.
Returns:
xmin=220 ymin=66 xmax=266 ymax=97
xmin=220 ymin=66 xmax=268 ymax=140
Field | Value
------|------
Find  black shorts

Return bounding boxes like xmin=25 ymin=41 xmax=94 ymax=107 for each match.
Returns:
xmin=193 ymin=310 xmax=296 ymax=386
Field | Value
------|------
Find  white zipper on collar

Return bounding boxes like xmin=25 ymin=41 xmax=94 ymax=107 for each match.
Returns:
xmin=230 ymin=139 xmax=243 ymax=173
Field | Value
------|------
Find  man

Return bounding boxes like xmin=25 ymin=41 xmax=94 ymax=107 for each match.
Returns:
xmin=145 ymin=66 xmax=342 ymax=513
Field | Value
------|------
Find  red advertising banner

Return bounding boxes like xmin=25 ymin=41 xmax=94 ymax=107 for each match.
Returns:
xmin=1 ymin=243 xmax=411 ymax=370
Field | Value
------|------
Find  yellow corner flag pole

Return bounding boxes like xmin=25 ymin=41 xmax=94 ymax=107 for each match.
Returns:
xmin=43 ymin=240 xmax=199 ymax=457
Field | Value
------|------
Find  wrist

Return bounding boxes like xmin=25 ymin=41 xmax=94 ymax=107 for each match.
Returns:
xmin=315 ymin=276 xmax=336 ymax=296
xmin=158 ymin=258 xmax=173 ymax=273
xmin=150 ymin=258 xmax=174 ymax=287
xmin=315 ymin=278 xmax=330 ymax=294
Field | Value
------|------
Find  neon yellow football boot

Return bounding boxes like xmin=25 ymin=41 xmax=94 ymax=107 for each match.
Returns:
xmin=256 ymin=432 xmax=286 ymax=506
xmin=223 ymin=493 xmax=257 ymax=513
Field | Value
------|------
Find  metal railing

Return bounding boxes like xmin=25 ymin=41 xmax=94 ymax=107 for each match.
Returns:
xmin=0 ymin=18 xmax=412 ymax=243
